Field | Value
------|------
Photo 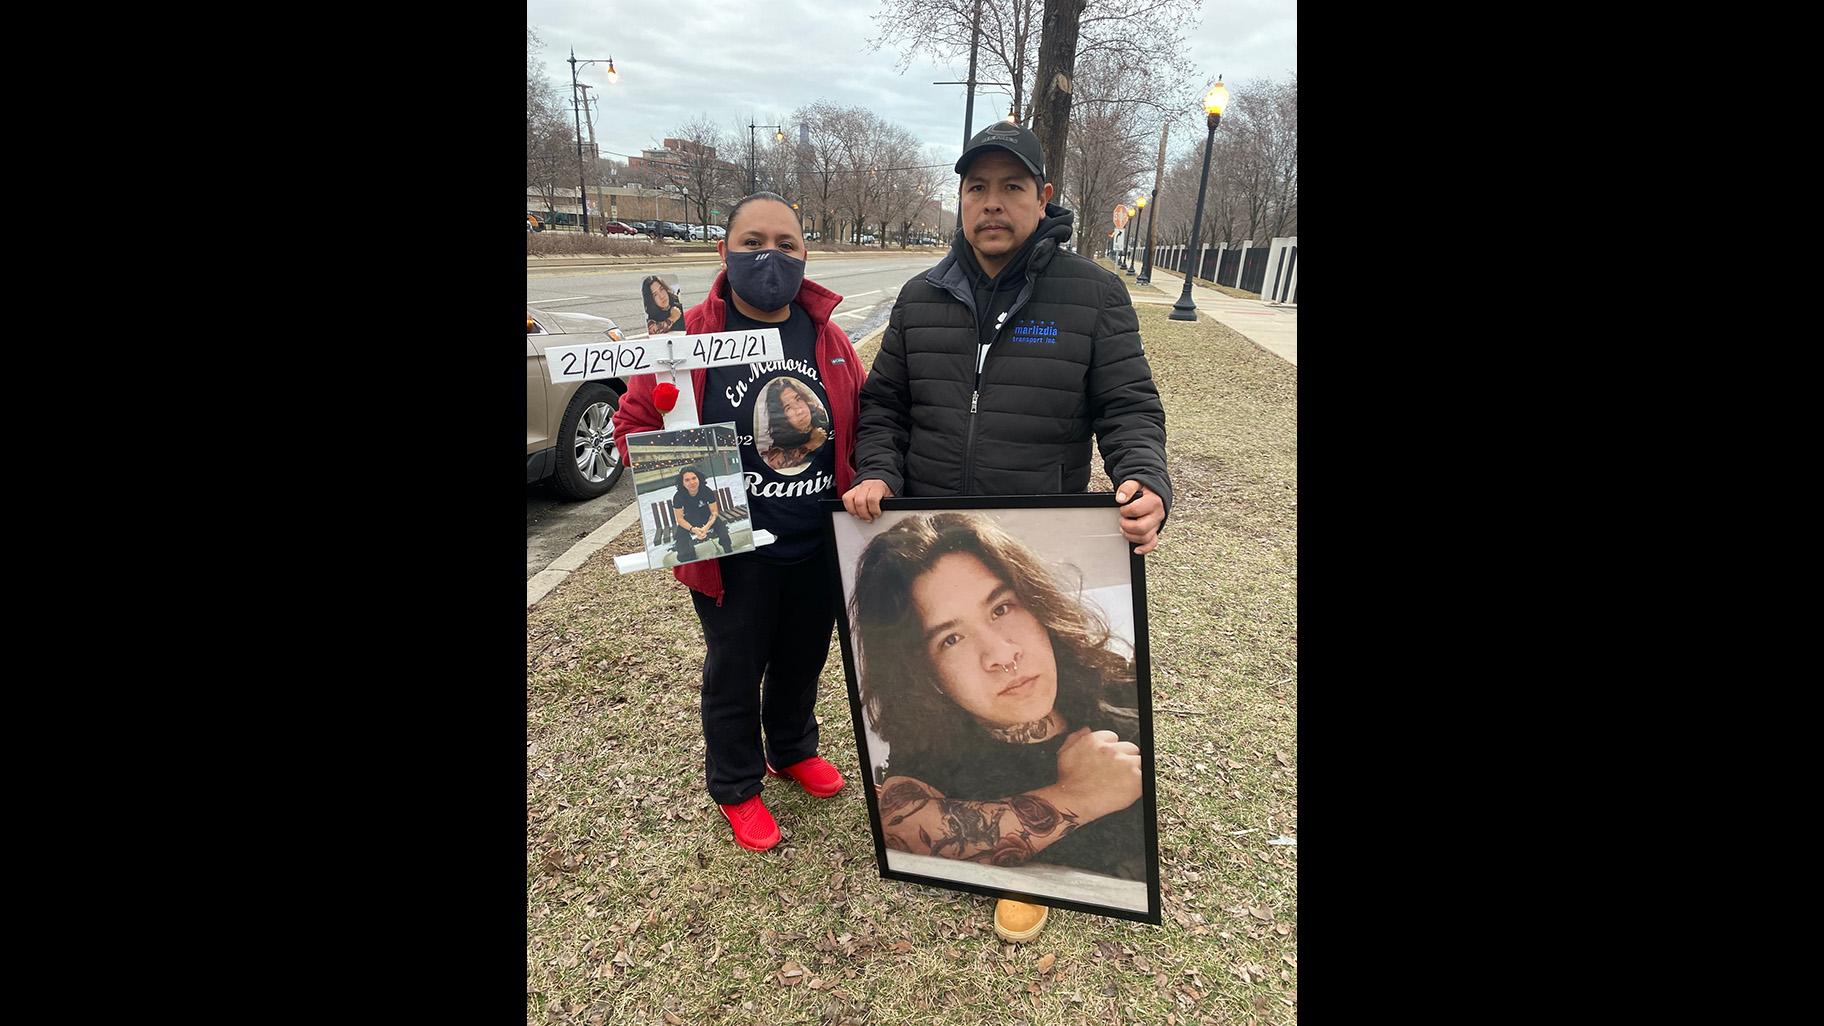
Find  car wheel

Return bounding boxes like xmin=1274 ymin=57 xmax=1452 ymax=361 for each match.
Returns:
xmin=553 ymin=383 xmax=623 ymax=500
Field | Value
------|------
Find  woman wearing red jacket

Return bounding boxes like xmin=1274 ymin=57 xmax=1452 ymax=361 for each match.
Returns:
xmin=613 ymin=193 xmax=864 ymax=852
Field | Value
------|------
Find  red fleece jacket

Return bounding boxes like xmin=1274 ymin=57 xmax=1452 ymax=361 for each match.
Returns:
xmin=612 ymin=269 xmax=864 ymax=603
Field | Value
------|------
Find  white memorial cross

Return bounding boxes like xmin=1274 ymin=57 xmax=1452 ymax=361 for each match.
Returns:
xmin=545 ymin=327 xmax=786 ymax=572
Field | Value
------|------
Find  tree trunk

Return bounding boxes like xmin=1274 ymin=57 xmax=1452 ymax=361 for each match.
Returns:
xmin=1030 ymin=0 xmax=1087 ymax=201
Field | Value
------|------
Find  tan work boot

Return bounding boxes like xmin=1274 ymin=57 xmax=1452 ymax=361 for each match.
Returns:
xmin=994 ymin=899 xmax=1050 ymax=942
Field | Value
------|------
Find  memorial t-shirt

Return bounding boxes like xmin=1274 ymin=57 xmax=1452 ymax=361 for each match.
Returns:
xmin=672 ymin=484 xmax=718 ymax=528
xmin=699 ymin=302 xmax=836 ymax=562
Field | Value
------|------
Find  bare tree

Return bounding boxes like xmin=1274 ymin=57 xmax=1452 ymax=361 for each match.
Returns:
xmin=793 ymin=102 xmax=868 ymax=242
xmin=870 ymin=1 xmax=1038 ymax=122
xmin=1028 ymin=0 xmax=1086 ymax=198
xmin=649 ymin=115 xmax=739 ymax=231
xmin=1057 ymin=51 xmax=1162 ymax=250
xmin=527 ymin=29 xmax=576 ymax=217
xmin=870 ymin=125 xmax=936 ymax=247
xmin=867 ymin=0 xmax=1202 ymax=138
xmin=756 ymin=131 xmax=801 ymax=210
xmin=1218 ymin=78 xmax=1297 ymax=243
xmin=1138 ymin=73 xmax=1298 ymax=257
xmin=893 ymin=147 xmax=951 ymax=246
xmin=1262 ymin=75 xmax=1298 ymax=239
xmin=833 ymin=114 xmax=889 ymax=243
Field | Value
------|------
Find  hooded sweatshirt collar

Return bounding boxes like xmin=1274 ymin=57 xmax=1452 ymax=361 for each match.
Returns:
xmin=935 ymin=202 xmax=1076 ymax=290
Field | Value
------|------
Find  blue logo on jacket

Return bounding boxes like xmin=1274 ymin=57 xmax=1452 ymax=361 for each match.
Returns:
xmin=1010 ymin=319 xmax=1059 ymax=343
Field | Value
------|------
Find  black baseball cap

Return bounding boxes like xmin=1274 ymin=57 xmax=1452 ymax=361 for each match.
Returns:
xmin=955 ymin=122 xmax=1045 ymax=180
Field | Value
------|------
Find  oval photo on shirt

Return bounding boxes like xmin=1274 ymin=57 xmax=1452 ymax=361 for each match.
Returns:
xmin=753 ymin=376 xmax=830 ymax=476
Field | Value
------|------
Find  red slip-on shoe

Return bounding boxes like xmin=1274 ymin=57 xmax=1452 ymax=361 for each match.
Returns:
xmin=766 ymin=756 xmax=846 ymax=799
xmin=717 ymin=795 xmax=782 ymax=852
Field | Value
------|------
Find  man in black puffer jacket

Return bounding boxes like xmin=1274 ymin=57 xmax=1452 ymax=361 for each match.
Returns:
xmin=841 ymin=121 xmax=1171 ymax=944
xmin=843 ymin=121 xmax=1170 ymax=553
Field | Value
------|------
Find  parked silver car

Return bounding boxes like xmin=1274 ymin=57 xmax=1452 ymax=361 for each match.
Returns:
xmin=527 ymin=305 xmax=628 ymax=499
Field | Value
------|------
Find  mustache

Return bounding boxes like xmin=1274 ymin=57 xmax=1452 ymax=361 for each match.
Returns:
xmin=974 ymin=221 xmax=1012 ymax=231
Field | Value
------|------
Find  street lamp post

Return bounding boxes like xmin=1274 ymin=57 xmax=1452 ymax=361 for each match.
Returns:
xmin=1172 ymin=79 xmax=1229 ymax=321
xmin=1128 ymin=195 xmax=1146 ymax=278
xmin=1136 ymin=186 xmax=1161 ymax=284
xmin=747 ymin=122 xmax=785 ymax=197
xmin=567 ymin=50 xmax=619 ymax=235
xmin=576 ymin=84 xmax=609 ymax=233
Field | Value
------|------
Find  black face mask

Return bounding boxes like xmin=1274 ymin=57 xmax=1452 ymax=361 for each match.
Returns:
xmin=725 ymin=248 xmax=805 ymax=313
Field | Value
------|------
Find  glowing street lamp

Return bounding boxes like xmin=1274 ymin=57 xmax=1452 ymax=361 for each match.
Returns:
xmin=1171 ymin=78 xmax=1230 ymax=321
xmin=567 ymin=50 xmax=620 ymax=234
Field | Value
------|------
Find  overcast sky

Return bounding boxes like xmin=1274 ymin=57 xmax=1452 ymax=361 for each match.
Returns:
xmin=529 ymin=0 xmax=1295 ymax=171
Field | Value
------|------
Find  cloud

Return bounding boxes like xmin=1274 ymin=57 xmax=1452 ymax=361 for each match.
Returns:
xmin=531 ymin=0 xmax=1293 ymax=167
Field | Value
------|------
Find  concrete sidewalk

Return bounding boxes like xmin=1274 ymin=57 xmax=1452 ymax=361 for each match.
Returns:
xmin=1124 ymin=266 xmax=1298 ymax=367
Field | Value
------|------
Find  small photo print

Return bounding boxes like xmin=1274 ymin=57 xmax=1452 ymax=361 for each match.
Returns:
xmin=627 ymin=422 xmax=755 ymax=567
xmin=640 ymin=274 xmax=686 ymax=336
xmin=753 ymin=377 xmax=832 ymax=476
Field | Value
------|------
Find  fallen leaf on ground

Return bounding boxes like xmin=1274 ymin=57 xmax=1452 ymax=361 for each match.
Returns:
xmin=664 ymin=1013 xmax=682 ymax=1025
xmin=1276 ymin=923 xmax=1293 ymax=935
xmin=778 ymin=961 xmax=806 ymax=986
xmin=1036 ymin=953 xmax=1056 ymax=973
xmin=1274 ymin=752 xmax=1290 ymax=767
xmin=1250 ymin=906 xmax=1274 ymax=921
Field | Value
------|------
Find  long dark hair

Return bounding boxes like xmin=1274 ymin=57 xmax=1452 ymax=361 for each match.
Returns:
xmin=673 ymin=465 xmax=706 ymax=496
xmin=850 ymin=513 xmax=1135 ymax=760
xmin=642 ymin=275 xmax=681 ymax=325
xmin=764 ymin=379 xmax=829 ymax=449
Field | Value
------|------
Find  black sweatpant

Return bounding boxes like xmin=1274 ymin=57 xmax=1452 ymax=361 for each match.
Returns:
xmin=689 ymin=547 xmax=838 ymax=805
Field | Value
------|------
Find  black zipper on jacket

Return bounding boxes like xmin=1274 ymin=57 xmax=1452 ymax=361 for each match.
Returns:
xmin=959 ymin=273 xmax=1037 ymax=495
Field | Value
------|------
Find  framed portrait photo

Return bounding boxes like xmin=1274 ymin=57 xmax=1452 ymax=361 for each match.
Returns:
xmin=821 ymin=495 xmax=1161 ymax=924
xmin=627 ymin=422 xmax=756 ymax=567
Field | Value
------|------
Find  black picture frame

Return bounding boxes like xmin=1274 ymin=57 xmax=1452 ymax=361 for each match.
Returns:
xmin=819 ymin=494 xmax=1162 ymax=925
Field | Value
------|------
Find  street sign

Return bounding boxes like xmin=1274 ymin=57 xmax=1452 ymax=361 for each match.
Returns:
xmin=1113 ymin=205 xmax=1130 ymax=229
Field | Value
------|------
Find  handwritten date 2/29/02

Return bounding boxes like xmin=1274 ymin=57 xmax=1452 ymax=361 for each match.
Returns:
xmin=557 ymin=344 xmax=647 ymax=380
xmin=545 ymin=328 xmax=779 ymax=385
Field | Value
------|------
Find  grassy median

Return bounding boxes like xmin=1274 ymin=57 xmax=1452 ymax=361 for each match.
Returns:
xmin=527 ymin=301 xmax=1298 ymax=1026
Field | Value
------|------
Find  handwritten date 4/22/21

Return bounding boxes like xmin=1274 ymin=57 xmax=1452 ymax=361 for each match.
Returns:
xmin=545 ymin=328 xmax=780 ymax=385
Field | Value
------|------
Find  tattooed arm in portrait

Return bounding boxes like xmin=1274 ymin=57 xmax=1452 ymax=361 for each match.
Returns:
xmin=877 ymin=727 xmax=1142 ymax=865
